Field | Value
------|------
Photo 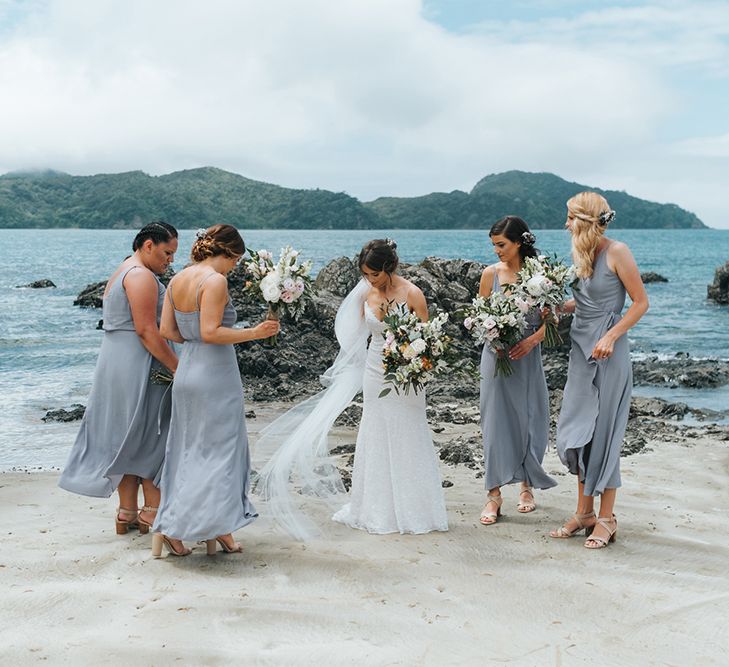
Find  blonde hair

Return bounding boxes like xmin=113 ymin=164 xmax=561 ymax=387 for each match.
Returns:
xmin=190 ymin=224 xmax=245 ymax=262
xmin=567 ymin=192 xmax=612 ymax=279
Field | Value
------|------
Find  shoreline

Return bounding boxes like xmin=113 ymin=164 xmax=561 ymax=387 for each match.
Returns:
xmin=1 ymin=424 xmax=727 ymax=665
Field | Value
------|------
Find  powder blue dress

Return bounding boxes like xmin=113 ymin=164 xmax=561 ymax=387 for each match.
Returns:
xmin=480 ymin=272 xmax=556 ymax=491
xmin=59 ymin=265 xmax=172 ymax=497
xmin=153 ymin=274 xmax=257 ymax=541
xmin=556 ymin=244 xmax=631 ymax=496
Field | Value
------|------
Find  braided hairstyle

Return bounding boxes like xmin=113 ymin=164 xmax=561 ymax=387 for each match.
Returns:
xmin=132 ymin=221 xmax=178 ymax=251
xmin=489 ymin=216 xmax=538 ymax=260
xmin=358 ymin=238 xmax=399 ymax=274
xmin=190 ymin=224 xmax=245 ymax=262
xmin=567 ymin=192 xmax=615 ymax=278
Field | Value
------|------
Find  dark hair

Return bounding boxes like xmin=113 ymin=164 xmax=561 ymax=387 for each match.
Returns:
xmin=489 ymin=216 xmax=538 ymax=260
xmin=191 ymin=224 xmax=245 ymax=262
xmin=132 ymin=220 xmax=178 ymax=252
xmin=358 ymin=238 xmax=399 ymax=274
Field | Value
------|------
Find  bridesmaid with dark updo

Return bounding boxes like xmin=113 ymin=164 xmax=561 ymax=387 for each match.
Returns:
xmin=477 ymin=216 xmax=556 ymax=526
xmin=59 ymin=222 xmax=179 ymax=536
xmin=151 ymin=224 xmax=279 ymax=557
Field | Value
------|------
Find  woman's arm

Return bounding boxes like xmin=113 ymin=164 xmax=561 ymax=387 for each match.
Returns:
xmin=199 ymin=274 xmax=280 ymax=344
xmin=478 ymin=266 xmax=495 ymax=298
xmin=408 ymin=286 xmax=429 ymax=322
xmin=560 ymin=299 xmax=576 ymax=314
xmin=160 ymin=288 xmax=185 ymax=344
xmin=592 ymin=242 xmax=649 ymax=359
xmin=125 ymin=270 xmax=179 ymax=372
xmin=509 ymin=323 xmax=545 ymax=360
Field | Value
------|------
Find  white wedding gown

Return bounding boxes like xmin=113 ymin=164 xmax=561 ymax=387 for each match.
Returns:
xmin=332 ymin=302 xmax=449 ymax=534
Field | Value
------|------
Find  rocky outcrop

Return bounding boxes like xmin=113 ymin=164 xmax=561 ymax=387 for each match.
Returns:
xmin=633 ymin=354 xmax=729 ymax=389
xmin=74 ymin=267 xmax=176 ymax=308
xmin=43 ymin=404 xmax=85 ymax=422
xmin=641 ymin=272 xmax=668 ymax=283
xmin=74 ymin=281 xmax=106 ymax=308
xmin=16 ymin=279 xmax=56 ymax=288
xmin=707 ymin=261 xmax=729 ymax=305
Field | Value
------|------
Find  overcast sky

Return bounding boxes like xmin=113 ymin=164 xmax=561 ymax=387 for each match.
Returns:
xmin=1 ymin=0 xmax=727 ymax=227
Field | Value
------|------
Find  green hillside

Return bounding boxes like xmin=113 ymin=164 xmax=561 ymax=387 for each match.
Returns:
xmin=0 ymin=167 xmax=705 ymax=229
xmin=365 ymin=171 xmax=706 ymax=229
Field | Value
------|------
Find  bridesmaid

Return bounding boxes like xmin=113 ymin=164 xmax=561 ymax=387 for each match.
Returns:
xmin=551 ymin=192 xmax=648 ymax=548
xmin=478 ymin=216 xmax=556 ymax=525
xmin=59 ymin=222 xmax=179 ymax=535
xmin=151 ymin=224 xmax=279 ymax=557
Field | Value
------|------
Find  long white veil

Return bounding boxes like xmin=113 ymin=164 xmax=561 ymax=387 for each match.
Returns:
xmin=252 ymin=279 xmax=370 ymax=540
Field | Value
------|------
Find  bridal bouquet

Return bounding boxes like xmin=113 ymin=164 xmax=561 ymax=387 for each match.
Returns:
xmin=463 ymin=292 xmax=529 ymax=377
xmin=515 ymin=254 xmax=576 ymax=347
xmin=379 ymin=304 xmax=453 ymax=397
xmin=245 ymin=246 xmax=315 ymax=345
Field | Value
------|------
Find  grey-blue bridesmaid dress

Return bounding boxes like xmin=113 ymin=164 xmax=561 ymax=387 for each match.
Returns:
xmin=153 ymin=275 xmax=257 ymax=541
xmin=556 ymin=243 xmax=631 ymax=496
xmin=480 ymin=272 xmax=556 ymax=491
xmin=59 ymin=266 xmax=172 ymax=497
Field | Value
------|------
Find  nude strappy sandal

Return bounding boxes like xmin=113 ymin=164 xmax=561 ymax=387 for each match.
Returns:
xmin=549 ymin=511 xmax=596 ymax=538
xmin=479 ymin=494 xmax=503 ymax=525
xmin=136 ymin=505 xmax=157 ymax=535
xmin=115 ymin=507 xmax=140 ymax=535
xmin=584 ymin=515 xmax=617 ymax=549
xmin=151 ymin=533 xmax=192 ymax=558
xmin=200 ymin=536 xmax=243 ymax=555
xmin=517 ymin=487 xmax=536 ymax=513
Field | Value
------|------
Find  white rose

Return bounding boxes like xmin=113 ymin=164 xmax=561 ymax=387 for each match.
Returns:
xmin=260 ymin=271 xmax=282 ymax=303
xmin=411 ymin=338 xmax=427 ymax=355
xmin=283 ymin=278 xmax=295 ymax=291
xmin=403 ymin=344 xmax=417 ymax=360
xmin=526 ymin=274 xmax=547 ymax=297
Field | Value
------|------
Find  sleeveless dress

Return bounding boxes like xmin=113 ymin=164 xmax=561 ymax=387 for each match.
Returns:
xmin=152 ymin=275 xmax=257 ymax=541
xmin=332 ymin=301 xmax=448 ymax=534
xmin=556 ymin=244 xmax=630 ymax=496
xmin=59 ymin=265 xmax=172 ymax=497
xmin=480 ymin=272 xmax=556 ymax=491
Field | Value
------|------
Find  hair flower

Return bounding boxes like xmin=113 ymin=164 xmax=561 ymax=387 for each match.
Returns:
xmin=521 ymin=231 xmax=536 ymax=246
xmin=599 ymin=210 xmax=616 ymax=226
xmin=195 ymin=228 xmax=209 ymax=240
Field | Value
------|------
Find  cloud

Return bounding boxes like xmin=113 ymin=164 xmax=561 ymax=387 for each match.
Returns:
xmin=0 ymin=0 xmax=726 ymax=226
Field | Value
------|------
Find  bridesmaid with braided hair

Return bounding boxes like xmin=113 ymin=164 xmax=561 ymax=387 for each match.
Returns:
xmin=151 ymin=225 xmax=279 ymax=557
xmin=59 ymin=221 xmax=179 ymax=536
xmin=551 ymin=192 xmax=648 ymax=549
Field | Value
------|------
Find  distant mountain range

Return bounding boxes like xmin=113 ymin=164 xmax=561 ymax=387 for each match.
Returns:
xmin=0 ymin=167 xmax=706 ymax=229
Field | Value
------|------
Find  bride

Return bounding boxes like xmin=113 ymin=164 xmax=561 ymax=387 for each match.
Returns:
xmin=254 ymin=239 xmax=448 ymax=537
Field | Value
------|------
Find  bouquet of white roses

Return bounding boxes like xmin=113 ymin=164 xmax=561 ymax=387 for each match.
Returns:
xmin=379 ymin=304 xmax=453 ymax=397
xmin=245 ymin=246 xmax=314 ymax=345
xmin=515 ymin=254 xmax=576 ymax=348
xmin=463 ymin=291 xmax=529 ymax=377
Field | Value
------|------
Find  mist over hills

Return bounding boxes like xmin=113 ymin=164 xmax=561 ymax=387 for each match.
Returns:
xmin=0 ymin=167 xmax=706 ymax=229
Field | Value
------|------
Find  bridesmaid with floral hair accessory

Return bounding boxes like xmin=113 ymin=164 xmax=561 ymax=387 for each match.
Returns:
xmin=551 ymin=192 xmax=648 ymax=549
xmin=59 ymin=221 xmax=179 ymax=536
xmin=477 ymin=216 xmax=556 ymax=526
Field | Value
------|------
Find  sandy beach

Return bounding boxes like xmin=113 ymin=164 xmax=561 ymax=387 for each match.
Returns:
xmin=1 ymin=406 xmax=728 ymax=667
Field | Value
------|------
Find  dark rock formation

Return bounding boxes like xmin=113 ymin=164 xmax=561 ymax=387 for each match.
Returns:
xmin=707 ymin=261 xmax=729 ymax=305
xmin=74 ymin=266 xmax=175 ymax=308
xmin=16 ymin=279 xmax=56 ymax=288
xmin=74 ymin=281 xmax=106 ymax=308
xmin=633 ymin=355 xmax=729 ymax=388
xmin=43 ymin=404 xmax=85 ymax=422
xmin=641 ymin=272 xmax=668 ymax=283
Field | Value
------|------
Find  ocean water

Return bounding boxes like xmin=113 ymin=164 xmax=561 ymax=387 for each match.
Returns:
xmin=1 ymin=228 xmax=727 ymax=470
